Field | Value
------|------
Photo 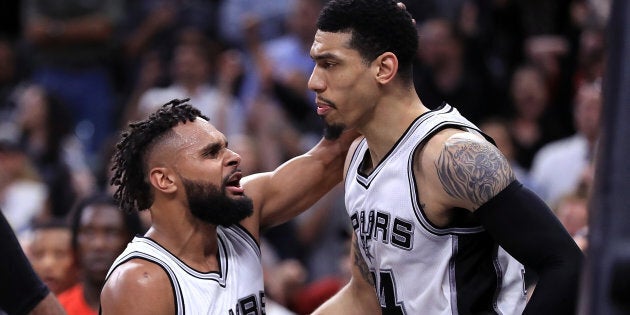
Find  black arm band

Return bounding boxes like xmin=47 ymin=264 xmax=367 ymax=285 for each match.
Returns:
xmin=474 ymin=180 xmax=584 ymax=315
xmin=0 ymin=212 xmax=50 ymax=315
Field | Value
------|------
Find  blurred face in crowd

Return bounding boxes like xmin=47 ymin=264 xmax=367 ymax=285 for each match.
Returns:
xmin=480 ymin=120 xmax=515 ymax=161
xmin=172 ymin=44 xmax=210 ymax=87
xmin=417 ymin=19 xmax=461 ymax=69
xmin=17 ymin=85 xmax=47 ymax=131
xmin=28 ymin=227 xmax=78 ymax=295
xmin=573 ymin=82 xmax=602 ymax=142
xmin=288 ymin=0 xmax=322 ymax=43
xmin=511 ymin=66 xmax=549 ymax=120
xmin=555 ymin=195 xmax=588 ymax=237
xmin=76 ymin=204 xmax=130 ymax=285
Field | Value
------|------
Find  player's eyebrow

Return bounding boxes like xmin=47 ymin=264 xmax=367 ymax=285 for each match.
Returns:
xmin=200 ymin=141 xmax=224 ymax=157
xmin=311 ymin=52 xmax=339 ymax=62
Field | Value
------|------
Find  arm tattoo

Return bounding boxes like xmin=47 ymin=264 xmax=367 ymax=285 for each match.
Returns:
xmin=353 ymin=236 xmax=375 ymax=287
xmin=435 ymin=136 xmax=514 ymax=208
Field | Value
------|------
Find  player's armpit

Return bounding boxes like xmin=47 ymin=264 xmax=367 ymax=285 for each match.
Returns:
xmin=312 ymin=233 xmax=380 ymax=315
xmin=434 ymin=132 xmax=515 ymax=209
xmin=100 ymin=259 xmax=174 ymax=315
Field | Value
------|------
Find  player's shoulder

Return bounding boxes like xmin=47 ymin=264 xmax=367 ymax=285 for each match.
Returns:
xmin=417 ymin=128 xmax=514 ymax=209
xmin=104 ymin=258 xmax=172 ymax=292
xmin=420 ymin=128 xmax=491 ymax=161
xmin=101 ymin=258 xmax=174 ymax=314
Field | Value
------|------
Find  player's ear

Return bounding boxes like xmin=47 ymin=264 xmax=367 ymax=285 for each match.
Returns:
xmin=149 ymin=167 xmax=177 ymax=193
xmin=375 ymin=52 xmax=398 ymax=84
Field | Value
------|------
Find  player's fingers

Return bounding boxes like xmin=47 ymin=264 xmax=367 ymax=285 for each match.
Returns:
xmin=396 ymin=2 xmax=416 ymax=26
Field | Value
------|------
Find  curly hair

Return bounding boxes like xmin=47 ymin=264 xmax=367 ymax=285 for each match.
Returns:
xmin=109 ymin=99 xmax=208 ymax=213
xmin=317 ymin=0 xmax=418 ymax=83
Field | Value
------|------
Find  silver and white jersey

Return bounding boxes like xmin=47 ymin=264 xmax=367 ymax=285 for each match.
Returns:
xmin=106 ymin=225 xmax=265 ymax=315
xmin=345 ymin=104 xmax=527 ymax=315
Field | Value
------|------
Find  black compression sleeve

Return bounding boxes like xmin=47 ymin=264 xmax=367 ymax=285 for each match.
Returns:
xmin=0 ymin=212 xmax=50 ymax=315
xmin=474 ymin=181 xmax=584 ymax=315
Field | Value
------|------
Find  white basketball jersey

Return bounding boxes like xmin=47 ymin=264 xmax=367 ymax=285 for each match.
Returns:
xmin=106 ymin=225 xmax=266 ymax=315
xmin=345 ymin=104 xmax=527 ymax=315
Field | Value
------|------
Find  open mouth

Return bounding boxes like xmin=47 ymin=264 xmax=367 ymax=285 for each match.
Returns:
xmin=225 ymin=171 xmax=244 ymax=195
xmin=226 ymin=172 xmax=242 ymax=187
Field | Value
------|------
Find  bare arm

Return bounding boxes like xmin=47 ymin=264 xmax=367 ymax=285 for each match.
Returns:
xmin=313 ymin=233 xmax=380 ymax=314
xmin=241 ymin=129 xmax=358 ymax=235
xmin=100 ymin=260 xmax=174 ymax=315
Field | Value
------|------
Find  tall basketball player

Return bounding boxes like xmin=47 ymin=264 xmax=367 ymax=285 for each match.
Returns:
xmin=309 ymin=1 xmax=584 ymax=314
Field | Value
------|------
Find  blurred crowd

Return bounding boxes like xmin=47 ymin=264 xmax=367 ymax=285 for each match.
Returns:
xmin=0 ymin=0 xmax=610 ymax=314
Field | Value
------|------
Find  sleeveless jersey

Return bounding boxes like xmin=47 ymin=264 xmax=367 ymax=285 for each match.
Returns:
xmin=345 ymin=104 xmax=527 ymax=315
xmin=105 ymin=225 xmax=266 ymax=315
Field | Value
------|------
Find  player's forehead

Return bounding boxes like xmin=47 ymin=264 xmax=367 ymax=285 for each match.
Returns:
xmin=310 ymin=30 xmax=355 ymax=60
xmin=172 ymin=118 xmax=226 ymax=150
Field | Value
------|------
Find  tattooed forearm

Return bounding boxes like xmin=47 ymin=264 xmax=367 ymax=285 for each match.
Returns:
xmin=435 ymin=135 xmax=514 ymax=208
xmin=353 ymin=236 xmax=375 ymax=287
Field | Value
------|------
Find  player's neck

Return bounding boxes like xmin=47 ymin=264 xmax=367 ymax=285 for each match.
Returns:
xmin=145 ymin=216 xmax=221 ymax=272
xmin=360 ymin=94 xmax=427 ymax=165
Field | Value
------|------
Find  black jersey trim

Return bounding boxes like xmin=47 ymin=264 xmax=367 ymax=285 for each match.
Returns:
xmin=133 ymin=236 xmax=228 ymax=285
xmin=226 ymin=224 xmax=261 ymax=258
xmin=408 ymin=120 xmax=487 ymax=235
xmin=354 ymin=105 xmax=452 ymax=188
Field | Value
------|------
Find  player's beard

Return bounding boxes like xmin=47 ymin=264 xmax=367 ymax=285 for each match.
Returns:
xmin=323 ymin=122 xmax=345 ymax=140
xmin=182 ymin=176 xmax=253 ymax=227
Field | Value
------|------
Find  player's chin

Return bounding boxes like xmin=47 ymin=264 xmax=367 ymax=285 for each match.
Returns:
xmin=324 ymin=123 xmax=346 ymax=140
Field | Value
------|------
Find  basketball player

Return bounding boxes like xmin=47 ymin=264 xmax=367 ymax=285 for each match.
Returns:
xmin=309 ymin=1 xmax=584 ymax=314
xmin=100 ymin=99 xmax=356 ymax=314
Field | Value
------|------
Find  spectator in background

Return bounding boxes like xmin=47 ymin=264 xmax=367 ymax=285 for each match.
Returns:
xmin=529 ymin=79 xmax=602 ymax=207
xmin=0 ymin=139 xmax=47 ymax=236
xmin=289 ymin=184 xmax=352 ymax=314
xmin=479 ymin=116 xmax=533 ymax=188
xmin=507 ymin=64 xmax=564 ymax=170
xmin=573 ymin=23 xmax=606 ymax=90
xmin=414 ymin=18 xmax=489 ymax=124
xmin=116 ymin=0 xmax=222 ymax=113
xmin=14 ymin=84 xmax=95 ymax=219
xmin=58 ymin=193 xmax=142 ymax=315
xmin=119 ymin=0 xmax=221 ymax=72
xmin=22 ymin=0 xmax=123 ymax=162
xmin=0 ymin=37 xmax=20 ymax=121
xmin=246 ymin=0 xmax=326 ymax=139
xmin=554 ymin=187 xmax=589 ymax=239
xmin=218 ymin=0 xmax=294 ymax=48
xmin=238 ymin=0 xmax=327 ymax=172
xmin=25 ymin=218 xmax=79 ymax=296
xmin=130 ymin=33 xmax=244 ymax=137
